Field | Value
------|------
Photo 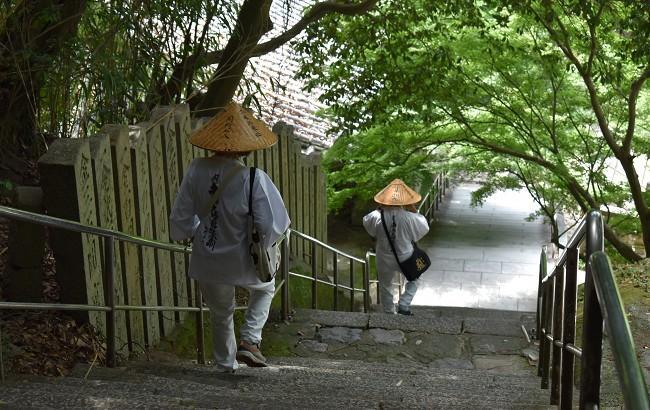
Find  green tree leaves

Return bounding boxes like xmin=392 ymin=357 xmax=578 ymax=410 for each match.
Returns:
xmin=299 ymin=0 xmax=650 ymax=260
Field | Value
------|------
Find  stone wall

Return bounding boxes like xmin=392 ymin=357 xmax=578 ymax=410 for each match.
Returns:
xmin=37 ymin=104 xmax=327 ymax=353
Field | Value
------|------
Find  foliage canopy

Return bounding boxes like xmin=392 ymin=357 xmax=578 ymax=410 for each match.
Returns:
xmin=297 ymin=0 xmax=650 ymax=260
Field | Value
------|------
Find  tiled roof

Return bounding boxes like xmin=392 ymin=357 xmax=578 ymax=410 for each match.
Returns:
xmin=245 ymin=1 xmax=333 ymax=150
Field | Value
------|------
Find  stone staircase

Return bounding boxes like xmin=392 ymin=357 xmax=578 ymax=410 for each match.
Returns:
xmin=0 ymin=306 xmax=556 ymax=409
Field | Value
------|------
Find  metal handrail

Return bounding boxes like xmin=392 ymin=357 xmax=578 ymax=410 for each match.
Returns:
xmin=0 ymin=205 xmax=187 ymax=253
xmin=0 ymin=204 xmax=371 ymax=376
xmin=589 ymin=252 xmax=649 ymax=410
xmin=289 ymin=229 xmax=365 ymax=264
xmin=536 ymin=210 xmax=649 ymax=409
xmin=286 ymin=228 xmax=371 ymax=313
xmin=417 ymin=172 xmax=446 ymax=217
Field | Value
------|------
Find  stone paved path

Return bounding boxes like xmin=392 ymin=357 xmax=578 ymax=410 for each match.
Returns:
xmin=412 ymin=181 xmax=550 ymax=312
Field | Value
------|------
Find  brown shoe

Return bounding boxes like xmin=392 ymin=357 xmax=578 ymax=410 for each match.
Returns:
xmin=236 ymin=341 xmax=267 ymax=367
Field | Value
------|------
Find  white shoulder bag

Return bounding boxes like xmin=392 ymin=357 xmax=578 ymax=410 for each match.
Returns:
xmin=248 ymin=167 xmax=281 ymax=282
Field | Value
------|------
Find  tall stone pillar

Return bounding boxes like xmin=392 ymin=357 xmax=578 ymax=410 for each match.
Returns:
xmin=129 ymin=122 xmax=161 ymax=346
xmin=145 ymin=117 xmax=175 ymax=336
xmin=151 ymin=106 xmax=188 ymax=322
xmin=88 ymin=133 xmax=129 ymax=351
xmin=101 ymin=125 xmax=146 ymax=348
xmin=38 ymin=139 xmax=105 ymax=332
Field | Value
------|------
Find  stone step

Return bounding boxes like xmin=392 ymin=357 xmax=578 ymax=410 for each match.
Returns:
xmin=0 ymin=358 xmax=555 ymax=409
xmin=294 ymin=307 xmax=535 ymax=337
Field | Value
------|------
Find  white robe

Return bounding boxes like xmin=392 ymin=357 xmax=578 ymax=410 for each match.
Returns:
xmin=169 ymin=155 xmax=290 ymax=285
xmin=362 ymin=207 xmax=429 ymax=274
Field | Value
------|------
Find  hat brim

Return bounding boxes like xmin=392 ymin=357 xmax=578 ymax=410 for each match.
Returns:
xmin=189 ymin=102 xmax=277 ymax=152
xmin=374 ymin=179 xmax=422 ymax=206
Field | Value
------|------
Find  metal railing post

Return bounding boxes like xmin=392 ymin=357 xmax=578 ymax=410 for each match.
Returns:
xmin=311 ymin=241 xmax=317 ymax=309
xmin=540 ymin=280 xmax=553 ymax=389
xmin=590 ymin=252 xmax=650 ymax=410
xmin=195 ymin=285 xmax=206 ymax=365
xmin=281 ymin=237 xmax=290 ymax=320
xmin=349 ymin=260 xmax=355 ymax=312
xmin=442 ymin=171 xmax=447 ymax=195
xmin=104 ymin=236 xmax=117 ymax=368
xmin=550 ymin=265 xmax=565 ymax=405
xmin=433 ymin=175 xmax=440 ymax=212
xmin=0 ymin=320 xmax=4 ymax=383
xmin=363 ymin=255 xmax=370 ymax=313
xmin=333 ymin=252 xmax=339 ymax=311
xmin=580 ymin=210 xmax=604 ymax=408
xmin=560 ymin=247 xmax=579 ymax=409
xmin=536 ymin=250 xmax=546 ymax=348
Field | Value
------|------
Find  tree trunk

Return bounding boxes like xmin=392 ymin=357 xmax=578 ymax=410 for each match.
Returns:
xmin=194 ymin=0 xmax=273 ymax=117
xmin=564 ymin=176 xmax=643 ymax=261
xmin=604 ymin=224 xmax=644 ymax=262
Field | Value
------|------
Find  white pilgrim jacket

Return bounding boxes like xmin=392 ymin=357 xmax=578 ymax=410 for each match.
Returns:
xmin=363 ymin=208 xmax=429 ymax=274
xmin=170 ymin=156 xmax=290 ymax=285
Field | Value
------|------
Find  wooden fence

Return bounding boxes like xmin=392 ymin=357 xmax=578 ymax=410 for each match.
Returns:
xmin=37 ymin=104 xmax=327 ymax=354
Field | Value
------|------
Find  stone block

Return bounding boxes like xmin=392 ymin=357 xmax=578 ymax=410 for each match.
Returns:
xmin=429 ymin=358 xmax=474 ymax=370
xmin=463 ymin=318 xmax=523 ymax=337
xmin=88 ymin=133 xmax=128 ymax=350
xmin=298 ymin=340 xmax=328 ymax=353
xmin=293 ymin=309 xmax=368 ymax=328
xmin=317 ymin=327 xmax=362 ymax=344
xmin=469 ymin=334 xmax=528 ymax=355
xmin=129 ymin=123 xmax=160 ymax=346
xmin=151 ymin=106 xmax=188 ymax=320
xmin=144 ymin=117 xmax=174 ymax=336
xmin=472 ymin=354 xmax=531 ymax=375
xmin=102 ymin=124 xmax=145 ymax=348
xmin=369 ymin=328 xmax=405 ymax=345
xmin=38 ymin=138 xmax=104 ymax=331
xmin=369 ymin=313 xmax=462 ymax=334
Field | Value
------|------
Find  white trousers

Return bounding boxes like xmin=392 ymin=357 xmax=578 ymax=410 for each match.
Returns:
xmin=198 ymin=279 xmax=275 ymax=371
xmin=378 ymin=269 xmax=418 ymax=313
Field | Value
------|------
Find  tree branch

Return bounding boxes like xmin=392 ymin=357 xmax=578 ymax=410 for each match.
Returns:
xmin=622 ymin=66 xmax=650 ymax=153
xmin=156 ymin=0 xmax=379 ymax=104
xmin=252 ymin=0 xmax=379 ymax=57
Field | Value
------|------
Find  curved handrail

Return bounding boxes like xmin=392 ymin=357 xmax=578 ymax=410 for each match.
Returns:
xmin=540 ymin=217 xmax=586 ymax=284
xmin=589 ymin=252 xmax=650 ymax=410
xmin=289 ymin=229 xmax=365 ymax=263
xmin=536 ymin=210 xmax=649 ymax=409
xmin=0 ymin=204 xmax=370 ymax=374
xmin=0 ymin=205 xmax=187 ymax=253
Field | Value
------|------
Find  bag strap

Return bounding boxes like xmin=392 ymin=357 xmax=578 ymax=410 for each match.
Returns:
xmin=198 ymin=164 xmax=242 ymax=219
xmin=380 ymin=209 xmax=402 ymax=267
xmin=248 ymin=167 xmax=256 ymax=218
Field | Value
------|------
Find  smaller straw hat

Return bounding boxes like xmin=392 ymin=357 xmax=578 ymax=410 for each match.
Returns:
xmin=374 ymin=179 xmax=422 ymax=206
xmin=189 ymin=102 xmax=277 ymax=152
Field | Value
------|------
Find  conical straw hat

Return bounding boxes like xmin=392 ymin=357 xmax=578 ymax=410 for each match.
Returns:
xmin=189 ymin=101 xmax=277 ymax=152
xmin=374 ymin=179 xmax=422 ymax=206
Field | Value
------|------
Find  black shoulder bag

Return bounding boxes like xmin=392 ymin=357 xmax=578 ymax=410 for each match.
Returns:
xmin=380 ymin=209 xmax=431 ymax=282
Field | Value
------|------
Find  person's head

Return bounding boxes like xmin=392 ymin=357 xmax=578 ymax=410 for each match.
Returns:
xmin=189 ymin=101 xmax=277 ymax=154
xmin=374 ymin=179 xmax=421 ymax=208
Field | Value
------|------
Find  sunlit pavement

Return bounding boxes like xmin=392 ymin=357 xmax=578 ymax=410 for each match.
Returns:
xmin=412 ymin=182 xmax=550 ymax=312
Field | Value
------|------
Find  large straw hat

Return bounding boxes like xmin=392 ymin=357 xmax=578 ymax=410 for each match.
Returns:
xmin=374 ymin=179 xmax=422 ymax=206
xmin=189 ymin=101 xmax=277 ymax=152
